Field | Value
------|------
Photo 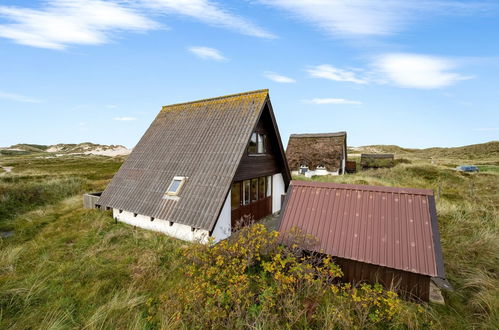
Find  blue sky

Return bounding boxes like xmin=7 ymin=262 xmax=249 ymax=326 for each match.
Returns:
xmin=1 ymin=0 xmax=498 ymax=148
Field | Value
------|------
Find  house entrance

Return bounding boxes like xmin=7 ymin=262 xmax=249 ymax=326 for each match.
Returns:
xmin=230 ymin=176 xmax=272 ymax=230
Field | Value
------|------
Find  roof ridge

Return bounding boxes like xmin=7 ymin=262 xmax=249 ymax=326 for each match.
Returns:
xmin=290 ymin=180 xmax=434 ymax=196
xmin=162 ymin=89 xmax=269 ymax=110
xmin=290 ymin=131 xmax=346 ymax=138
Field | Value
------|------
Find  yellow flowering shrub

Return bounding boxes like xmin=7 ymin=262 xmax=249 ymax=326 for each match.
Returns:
xmin=162 ymin=224 xmax=434 ymax=328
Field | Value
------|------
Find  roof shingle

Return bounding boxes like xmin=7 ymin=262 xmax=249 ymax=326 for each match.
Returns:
xmin=98 ymin=89 xmax=270 ymax=231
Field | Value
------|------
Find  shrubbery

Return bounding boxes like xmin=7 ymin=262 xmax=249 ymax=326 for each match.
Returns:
xmin=159 ymin=224 xmax=431 ymax=329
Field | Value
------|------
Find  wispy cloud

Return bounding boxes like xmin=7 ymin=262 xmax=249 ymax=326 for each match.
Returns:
xmin=0 ymin=90 xmax=42 ymax=103
xmin=303 ymin=98 xmax=362 ymax=105
xmin=473 ymin=127 xmax=499 ymax=132
xmin=188 ymin=46 xmax=226 ymax=61
xmin=257 ymin=0 xmax=495 ymax=37
xmin=308 ymin=53 xmax=472 ymax=89
xmin=0 ymin=0 xmax=274 ymax=50
xmin=139 ymin=0 xmax=275 ymax=39
xmin=264 ymin=71 xmax=296 ymax=83
xmin=306 ymin=65 xmax=367 ymax=84
xmin=113 ymin=116 xmax=137 ymax=121
xmin=106 ymin=104 xmax=118 ymax=109
xmin=374 ymin=53 xmax=473 ymax=89
xmin=0 ymin=0 xmax=158 ymax=50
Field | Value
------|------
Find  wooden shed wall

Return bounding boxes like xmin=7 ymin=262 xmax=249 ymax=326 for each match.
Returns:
xmin=334 ymin=257 xmax=430 ymax=301
xmin=83 ymin=193 xmax=103 ymax=210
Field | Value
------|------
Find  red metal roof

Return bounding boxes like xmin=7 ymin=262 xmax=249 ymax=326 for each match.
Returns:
xmin=279 ymin=181 xmax=445 ymax=277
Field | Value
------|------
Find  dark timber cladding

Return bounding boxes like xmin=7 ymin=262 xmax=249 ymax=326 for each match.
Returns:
xmin=279 ymin=181 xmax=446 ymax=300
xmin=286 ymin=132 xmax=347 ymax=172
xmin=98 ymin=89 xmax=290 ymax=232
xmin=234 ymin=105 xmax=283 ymax=181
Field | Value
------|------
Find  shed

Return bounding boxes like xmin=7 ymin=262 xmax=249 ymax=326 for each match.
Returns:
xmin=286 ymin=132 xmax=347 ymax=177
xmin=278 ymin=181 xmax=447 ymax=301
xmin=97 ymin=89 xmax=290 ymax=242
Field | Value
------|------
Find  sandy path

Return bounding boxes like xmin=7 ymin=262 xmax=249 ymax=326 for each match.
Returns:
xmin=1 ymin=166 xmax=13 ymax=173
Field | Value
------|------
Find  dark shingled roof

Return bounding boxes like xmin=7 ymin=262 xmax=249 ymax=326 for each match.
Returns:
xmin=279 ymin=181 xmax=446 ymax=278
xmin=286 ymin=132 xmax=347 ymax=171
xmin=98 ymin=89 xmax=282 ymax=231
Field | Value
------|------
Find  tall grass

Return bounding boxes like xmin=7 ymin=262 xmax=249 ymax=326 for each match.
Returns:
xmin=0 ymin=153 xmax=497 ymax=328
xmin=0 ymin=178 xmax=84 ymax=223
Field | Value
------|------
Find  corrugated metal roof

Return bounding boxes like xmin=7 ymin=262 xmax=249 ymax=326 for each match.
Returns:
xmin=98 ymin=89 xmax=274 ymax=231
xmin=279 ymin=181 xmax=445 ymax=277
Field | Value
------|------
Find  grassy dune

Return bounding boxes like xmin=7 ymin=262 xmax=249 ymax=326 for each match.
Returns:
xmin=0 ymin=144 xmax=498 ymax=328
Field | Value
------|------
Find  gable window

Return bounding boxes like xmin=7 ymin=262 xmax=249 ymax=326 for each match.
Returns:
xmin=248 ymin=132 xmax=266 ymax=154
xmin=165 ymin=176 xmax=186 ymax=196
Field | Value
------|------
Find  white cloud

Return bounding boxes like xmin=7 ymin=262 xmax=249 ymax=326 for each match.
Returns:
xmin=0 ymin=0 xmax=273 ymax=50
xmin=0 ymin=0 xmax=158 ymax=50
xmin=263 ymin=71 xmax=296 ymax=83
xmin=106 ymin=104 xmax=118 ymax=109
xmin=303 ymin=98 xmax=362 ymax=105
xmin=306 ymin=65 xmax=367 ymax=84
xmin=257 ymin=0 xmax=494 ymax=37
xmin=374 ymin=53 xmax=473 ymax=89
xmin=137 ymin=0 xmax=275 ymax=38
xmin=113 ymin=117 xmax=137 ymax=121
xmin=0 ymin=90 xmax=42 ymax=103
xmin=308 ymin=54 xmax=472 ymax=89
xmin=188 ymin=46 xmax=226 ymax=61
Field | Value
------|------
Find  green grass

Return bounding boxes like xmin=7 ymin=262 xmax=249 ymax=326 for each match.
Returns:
xmin=0 ymin=146 xmax=498 ymax=328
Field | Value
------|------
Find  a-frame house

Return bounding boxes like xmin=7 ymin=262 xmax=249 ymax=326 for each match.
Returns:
xmin=97 ymin=89 xmax=290 ymax=242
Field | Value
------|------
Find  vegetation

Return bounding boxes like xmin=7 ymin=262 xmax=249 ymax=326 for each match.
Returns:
xmin=0 ymin=142 xmax=498 ymax=328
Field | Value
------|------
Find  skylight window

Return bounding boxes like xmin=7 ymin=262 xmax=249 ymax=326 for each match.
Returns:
xmin=165 ymin=176 xmax=186 ymax=196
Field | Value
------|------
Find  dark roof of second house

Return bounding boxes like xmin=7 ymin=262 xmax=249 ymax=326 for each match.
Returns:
xmin=286 ymin=132 xmax=347 ymax=171
xmin=98 ymin=89 xmax=288 ymax=232
xmin=279 ymin=181 xmax=445 ymax=278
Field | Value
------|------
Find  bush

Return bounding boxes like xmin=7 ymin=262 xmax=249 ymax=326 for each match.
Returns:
xmin=162 ymin=224 xmax=430 ymax=329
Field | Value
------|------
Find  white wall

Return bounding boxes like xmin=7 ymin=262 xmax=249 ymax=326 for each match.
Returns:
xmin=292 ymin=169 xmax=339 ymax=178
xmin=272 ymin=173 xmax=285 ymax=213
xmin=112 ymin=209 xmax=209 ymax=243
xmin=211 ymin=192 xmax=231 ymax=242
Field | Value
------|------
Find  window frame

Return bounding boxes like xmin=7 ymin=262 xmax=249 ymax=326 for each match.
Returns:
xmin=165 ymin=176 xmax=187 ymax=196
xmin=248 ymin=131 xmax=267 ymax=155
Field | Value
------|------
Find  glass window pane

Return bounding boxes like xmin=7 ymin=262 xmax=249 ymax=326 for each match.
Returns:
xmin=257 ymin=134 xmax=265 ymax=153
xmin=251 ymin=178 xmax=258 ymax=202
xmin=243 ymin=180 xmax=251 ymax=205
xmin=248 ymin=133 xmax=257 ymax=153
xmin=266 ymin=176 xmax=272 ymax=197
xmin=258 ymin=177 xmax=265 ymax=199
xmin=231 ymin=182 xmax=241 ymax=209
xmin=168 ymin=179 xmax=182 ymax=193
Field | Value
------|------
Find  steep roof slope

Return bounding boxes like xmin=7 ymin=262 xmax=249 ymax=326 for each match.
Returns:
xmin=279 ymin=181 xmax=445 ymax=278
xmin=98 ymin=89 xmax=277 ymax=231
xmin=286 ymin=132 xmax=347 ymax=171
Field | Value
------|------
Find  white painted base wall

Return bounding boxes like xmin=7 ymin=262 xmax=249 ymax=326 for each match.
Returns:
xmin=272 ymin=173 xmax=285 ymax=213
xmin=292 ymin=169 xmax=339 ymax=178
xmin=210 ymin=193 xmax=232 ymax=242
xmin=113 ymin=209 xmax=210 ymax=243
